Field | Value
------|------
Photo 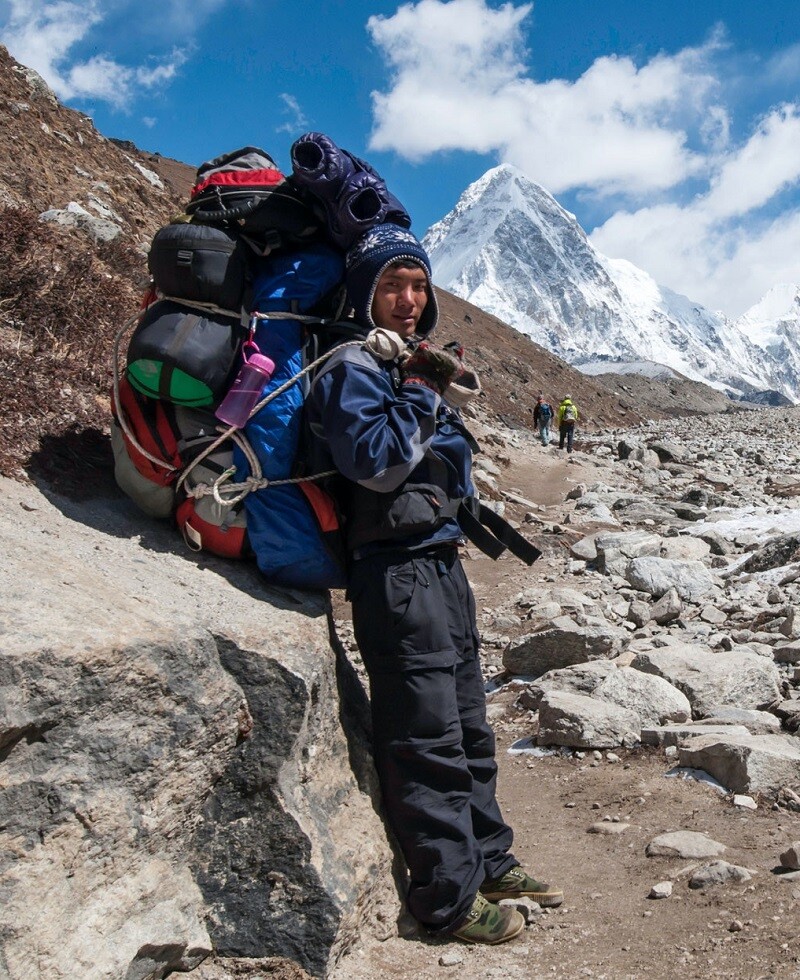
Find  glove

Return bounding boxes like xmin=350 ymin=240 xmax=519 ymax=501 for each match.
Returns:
xmin=444 ymin=366 xmax=482 ymax=407
xmin=400 ymin=342 xmax=462 ymax=394
xmin=364 ymin=327 xmax=408 ymax=361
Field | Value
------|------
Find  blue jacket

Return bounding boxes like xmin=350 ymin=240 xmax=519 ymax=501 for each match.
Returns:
xmin=308 ymin=343 xmax=475 ymax=556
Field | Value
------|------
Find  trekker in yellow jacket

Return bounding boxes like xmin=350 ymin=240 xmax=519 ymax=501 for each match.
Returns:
xmin=557 ymin=395 xmax=578 ymax=453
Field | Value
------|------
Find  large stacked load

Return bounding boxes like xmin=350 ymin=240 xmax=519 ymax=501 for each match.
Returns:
xmin=111 ymin=135 xmax=410 ymax=589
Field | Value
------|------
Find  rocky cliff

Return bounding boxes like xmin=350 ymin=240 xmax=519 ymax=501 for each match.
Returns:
xmin=0 ymin=476 xmax=397 ymax=979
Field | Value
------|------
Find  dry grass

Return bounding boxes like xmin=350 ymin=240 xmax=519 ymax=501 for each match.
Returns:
xmin=0 ymin=205 xmax=144 ymax=494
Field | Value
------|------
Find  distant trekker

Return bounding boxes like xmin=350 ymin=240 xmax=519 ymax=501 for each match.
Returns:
xmin=557 ymin=394 xmax=578 ymax=452
xmin=532 ymin=395 xmax=553 ymax=446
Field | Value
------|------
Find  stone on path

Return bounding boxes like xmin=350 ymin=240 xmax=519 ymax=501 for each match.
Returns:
xmin=640 ymin=723 xmax=751 ymax=747
xmin=678 ymin=732 xmax=800 ymax=795
xmin=594 ymin=530 xmax=661 ymax=576
xmin=701 ymin=707 xmax=781 ymax=734
xmin=661 ymin=537 xmax=712 ymax=561
xmin=649 ymin=588 xmax=682 ymax=625
xmin=645 ymin=831 xmax=726 ymax=859
xmin=625 ymin=556 xmax=717 ymax=601
xmin=519 ymin=660 xmax=615 ymax=710
xmin=594 ymin=667 xmax=691 ymax=727
xmin=504 ymin=617 xmax=626 ymax=676
xmin=648 ymin=881 xmax=673 ymax=899
xmin=688 ymin=860 xmax=753 ymax=889
xmin=630 ymin=643 xmax=782 ymax=716
xmin=627 ymin=599 xmax=651 ymax=628
xmin=587 ymin=822 xmax=630 ymax=835
xmin=774 ymin=640 xmax=800 ymax=664
xmin=537 ymin=691 xmax=640 ymax=749
xmin=779 ymin=843 xmax=800 ymax=871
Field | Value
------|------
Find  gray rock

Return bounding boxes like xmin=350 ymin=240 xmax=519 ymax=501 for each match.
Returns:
xmin=660 ymin=536 xmax=712 ymax=561
xmin=678 ymin=732 xmax=800 ymax=795
xmin=631 ymin=644 xmax=782 ymax=716
xmin=625 ymin=557 xmax=717 ymax=601
xmin=648 ymin=881 xmax=673 ymax=899
xmin=688 ymin=860 xmax=753 ymax=889
xmin=595 ymin=530 xmax=662 ymax=576
xmin=779 ymin=843 xmax=800 ymax=870
xmin=537 ymin=691 xmax=640 ymax=749
xmin=503 ymin=617 xmax=626 ymax=676
xmin=640 ymin=723 xmax=751 ymax=747
xmin=518 ymin=660 xmax=615 ymax=710
xmin=696 ymin=529 xmax=733 ymax=556
xmin=39 ymin=204 xmax=122 ymax=242
xmin=774 ymin=640 xmax=800 ymax=664
xmin=594 ymin=667 xmax=691 ymax=726
xmin=587 ymin=822 xmax=630 ymax=834
xmin=650 ymin=588 xmax=683 ymax=624
xmin=666 ymin=502 xmax=709 ymax=522
xmin=627 ymin=599 xmax=651 ymax=628
xmin=570 ymin=533 xmax=600 ymax=562
xmin=739 ymin=534 xmax=800 ymax=574
xmin=700 ymin=605 xmax=727 ymax=625
xmin=439 ymin=951 xmax=465 ymax=967
xmin=0 ymin=478 xmax=391 ymax=979
xmin=498 ymin=896 xmax=542 ymax=921
xmin=700 ymin=707 xmax=781 ymax=734
xmin=645 ymin=831 xmax=726 ymax=859
xmin=648 ymin=440 xmax=689 ymax=464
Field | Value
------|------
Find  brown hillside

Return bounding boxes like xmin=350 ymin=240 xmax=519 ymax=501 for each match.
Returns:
xmin=434 ymin=290 xmax=644 ymax=430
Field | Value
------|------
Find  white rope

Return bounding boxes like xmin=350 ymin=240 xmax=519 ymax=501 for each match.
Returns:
xmin=176 ymin=338 xmax=363 ymax=502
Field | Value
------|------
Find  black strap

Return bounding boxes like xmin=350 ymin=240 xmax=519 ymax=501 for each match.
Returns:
xmin=457 ymin=496 xmax=541 ymax=566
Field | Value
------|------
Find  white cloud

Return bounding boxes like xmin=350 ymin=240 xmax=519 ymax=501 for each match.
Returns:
xmin=276 ymin=93 xmax=309 ymax=135
xmin=368 ymin=0 xmax=800 ymax=314
xmin=591 ymin=106 xmax=800 ymax=315
xmin=367 ymin=0 xmax=721 ymax=195
xmin=1 ymin=0 xmax=193 ymax=108
xmin=703 ymin=105 xmax=800 ymax=219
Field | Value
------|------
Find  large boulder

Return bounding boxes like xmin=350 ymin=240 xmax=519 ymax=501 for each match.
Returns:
xmin=678 ymin=733 xmax=800 ymax=796
xmin=631 ymin=643 xmax=782 ymax=718
xmin=594 ymin=530 xmax=662 ymax=576
xmin=503 ymin=617 xmax=627 ymax=676
xmin=518 ymin=661 xmax=616 ymax=710
xmin=0 ymin=478 xmax=392 ymax=980
xmin=594 ymin=667 xmax=691 ymax=727
xmin=625 ymin=557 xmax=717 ymax=601
xmin=537 ymin=691 xmax=640 ymax=749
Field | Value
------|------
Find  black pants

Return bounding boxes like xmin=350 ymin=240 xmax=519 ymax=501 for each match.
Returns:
xmin=348 ymin=547 xmax=516 ymax=931
xmin=559 ymin=421 xmax=575 ymax=451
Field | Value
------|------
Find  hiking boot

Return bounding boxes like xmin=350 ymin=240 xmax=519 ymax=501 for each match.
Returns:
xmin=449 ymin=893 xmax=525 ymax=945
xmin=481 ymin=865 xmax=564 ymax=907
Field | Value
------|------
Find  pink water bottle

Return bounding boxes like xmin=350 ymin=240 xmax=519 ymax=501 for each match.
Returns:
xmin=215 ymin=341 xmax=275 ymax=428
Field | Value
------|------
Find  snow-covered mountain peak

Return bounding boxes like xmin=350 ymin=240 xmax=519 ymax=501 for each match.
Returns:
xmin=737 ymin=283 xmax=800 ymax=345
xmin=424 ymin=166 xmax=797 ymax=401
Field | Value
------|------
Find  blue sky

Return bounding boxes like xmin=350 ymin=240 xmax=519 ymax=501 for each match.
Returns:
xmin=2 ymin=0 xmax=800 ymax=316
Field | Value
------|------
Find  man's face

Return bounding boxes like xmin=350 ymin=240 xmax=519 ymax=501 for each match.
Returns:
xmin=371 ymin=264 xmax=429 ymax=338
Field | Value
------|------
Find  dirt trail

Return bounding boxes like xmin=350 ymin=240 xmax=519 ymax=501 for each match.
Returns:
xmin=329 ymin=439 xmax=800 ymax=980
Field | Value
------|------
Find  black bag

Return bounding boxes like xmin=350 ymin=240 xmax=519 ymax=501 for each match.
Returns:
xmin=127 ymin=300 xmax=245 ymax=407
xmin=147 ymin=223 xmax=249 ymax=312
xmin=184 ymin=146 xmax=320 ymax=252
